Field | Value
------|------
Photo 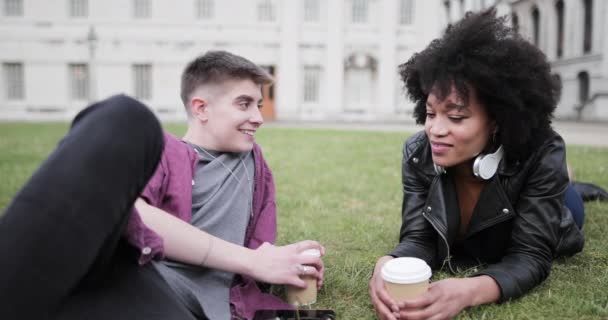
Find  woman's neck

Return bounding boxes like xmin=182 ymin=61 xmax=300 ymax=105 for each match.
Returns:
xmin=451 ymin=160 xmax=483 ymax=184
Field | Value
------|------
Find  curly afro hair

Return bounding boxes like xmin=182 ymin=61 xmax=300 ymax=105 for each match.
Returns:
xmin=400 ymin=8 xmax=561 ymax=161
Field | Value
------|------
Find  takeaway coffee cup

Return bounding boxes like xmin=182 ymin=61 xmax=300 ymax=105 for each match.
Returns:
xmin=381 ymin=257 xmax=432 ymax=301
xmin=285 ymin=249 xmax=321 ymax=306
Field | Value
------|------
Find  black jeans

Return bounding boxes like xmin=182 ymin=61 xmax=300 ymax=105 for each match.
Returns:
xmin=0 ymin=95 xmax=197 ymax=320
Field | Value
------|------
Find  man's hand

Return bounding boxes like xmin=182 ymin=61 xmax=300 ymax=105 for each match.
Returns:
xmin=247 ymin=241 xmax=325 ymax=288
xmin=136 ymin=198 xmax=327 ymax=288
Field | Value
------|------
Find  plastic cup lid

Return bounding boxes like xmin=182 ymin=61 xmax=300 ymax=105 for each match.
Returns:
xmin=301 ymin=249 xmax=321 ymax=257
xmin=381 ymin=257 xmax=432 ymax=284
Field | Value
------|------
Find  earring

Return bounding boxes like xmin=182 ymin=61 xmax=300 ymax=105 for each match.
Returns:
xmin=492 ymin=128 xmax=499 ymax=145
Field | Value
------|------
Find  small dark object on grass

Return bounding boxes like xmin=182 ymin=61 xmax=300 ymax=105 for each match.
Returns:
xmin=253 ymin=309 xmax=335 ymax=320
xmin=572 ymin=182 xmax=608 ymax=201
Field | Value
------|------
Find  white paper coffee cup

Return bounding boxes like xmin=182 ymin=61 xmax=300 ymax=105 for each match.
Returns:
xmin=286 ymin=249 xmax=321 ymax=306
xmin=381 ymin=257 xmax=432 ymax=301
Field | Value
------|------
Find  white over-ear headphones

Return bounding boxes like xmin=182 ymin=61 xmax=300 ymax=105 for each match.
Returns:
xmin=433 ymin=145 xmax=504 ymax=180
xmin=472 ymin=145 xmax=504 ymax=180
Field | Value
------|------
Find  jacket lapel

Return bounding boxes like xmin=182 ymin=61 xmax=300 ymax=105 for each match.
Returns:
xmin=466 ymin=176 xmax=515 ymax=237
xmin=425 ymin=170 xmax=516 ymax=242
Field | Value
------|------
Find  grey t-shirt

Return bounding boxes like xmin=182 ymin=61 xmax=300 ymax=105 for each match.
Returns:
xmin=153 ymin=144 xmax=254 ymax=320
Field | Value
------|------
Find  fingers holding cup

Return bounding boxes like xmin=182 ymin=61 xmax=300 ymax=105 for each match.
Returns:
xmin=286 ymin=248 xmax=323 ymax=307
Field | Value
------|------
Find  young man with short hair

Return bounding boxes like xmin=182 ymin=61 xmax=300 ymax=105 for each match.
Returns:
xmin=130 ymin=51 xmax=325 ymax=319
xmin=0 ymin=51 xmax=324 ymax=320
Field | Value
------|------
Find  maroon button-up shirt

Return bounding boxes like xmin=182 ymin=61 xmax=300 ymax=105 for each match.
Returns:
xmin=125 ymin=132 xmax=292 ymax=319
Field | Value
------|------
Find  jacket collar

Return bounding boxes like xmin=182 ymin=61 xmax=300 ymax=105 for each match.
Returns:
xmin=424 ymin=173 xmax=516 ymax=241
xmin=465 ymin=176 xmax=515 ymax=237
xmin=407 ymin=136 xmax=439 ymax=178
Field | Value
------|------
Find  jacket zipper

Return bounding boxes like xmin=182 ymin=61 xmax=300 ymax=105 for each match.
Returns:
xmin=422 ymin=211 xmax=456 ymax=274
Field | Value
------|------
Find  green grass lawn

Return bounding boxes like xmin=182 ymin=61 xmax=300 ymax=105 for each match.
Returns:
xmin=1 ymin=122 xmax=607 ymax=319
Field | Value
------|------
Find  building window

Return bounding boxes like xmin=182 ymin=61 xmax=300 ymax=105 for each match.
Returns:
xmin=303 ymin=66 xmax=321 ymax=103
xmin=511 ymin=12 xmax=519 ymax=33
xmin=69 ymin=0 xmax=88 ymax=17
xmin=3 ymin=62 xmax=24 ymax=100
xmin=555 ymin=0 xmax=564 ymax=58
xmin=577 ymin=71 xmax=589 ymax=104
xmin=399 ymin=0 xmax=413 ymax=25
xmin=303 ymin=0 xmax=320 ymax=23
xmin=443 ymin=0 xmax=451 ymax=25
xmin=552 ymin=73 xmax=562 ymax=102
xmin=133 ymin=0 xmax=151 ymax=18
xmin=3 ymin=0 xmax=23 ymax=16
xmin=351 ymin=0 xmax=368 ymax=24
xmin=344 ymin=54 xmax=377 ymax=111
xmin=257 ymin=0 xmax=275 ymax=22
xmin=583 ymin=0 xmax=592 ymax=53
xmin=459 ymin=0 xmax=465 ymax=17
xmin=196 ymin=0 xmax=213 ymax=19
xmin=69 ymin=64 xmax=89 ymax=100
xmin=531 ymin=6 xmax=540 ymax=47
xmin=133 ymin=64 xmax=152 ymax=100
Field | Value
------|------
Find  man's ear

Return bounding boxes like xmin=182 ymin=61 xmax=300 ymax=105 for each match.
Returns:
xmin=190 ymin=97 xmax=208 ymax=122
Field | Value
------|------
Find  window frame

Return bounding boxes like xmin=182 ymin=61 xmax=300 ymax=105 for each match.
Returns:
xmin=68 ymin=63 xmax=89 ymax=101
xmin=3 ymin=0 xmax=24 ymax=16
xmin=132 ymin=0 xmax=151 ymax=19
xmin=3 ymin=62 xmax=25 ymax=100
xmin=133 ymin=64 xmax=152 ymax=100
xmin=69 ymin=0 xmax=88 ymax=18
xmin=302 ymin=65 xmax=322 ymax=104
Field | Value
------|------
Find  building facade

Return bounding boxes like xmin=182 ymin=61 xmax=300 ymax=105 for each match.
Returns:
xmin=443 ymin=0 xmax=608 ymax=121
xmin=510 ymin=0 xmax=608 ymax=121
xmin=0 ymin=0 xmax=444 ymax=121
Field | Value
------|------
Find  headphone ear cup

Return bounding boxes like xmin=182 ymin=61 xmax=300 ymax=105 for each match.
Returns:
xmin=473 ymin=154 xmax=484 ymax=178
xmin=473 ymin=146 xmax=504 ymax=180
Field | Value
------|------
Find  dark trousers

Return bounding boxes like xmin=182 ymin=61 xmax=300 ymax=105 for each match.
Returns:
xmin=0 ymin=95 xmax=197 ymax=320
xmin=565 ymin=183 xmax=585 ymax=229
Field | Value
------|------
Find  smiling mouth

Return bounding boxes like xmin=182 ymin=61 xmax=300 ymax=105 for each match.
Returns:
xmin=240 ymin=129 xmax=255 ymax=136
xmin=430 ymin=141 xmax=453 ymax=154
xmin=431 ymin=141 xmax=452 ymax=147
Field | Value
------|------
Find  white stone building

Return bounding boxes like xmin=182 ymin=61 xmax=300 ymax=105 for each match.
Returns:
xmin=0 ymin=0 xmax=445 ymax=121
xmin=441 ymin=0 xmax=512 ymax=24
xmin=443 ymin=0 xmax=608 ymax=121
xmin=510 ymin=0 xmax=608 ymax=121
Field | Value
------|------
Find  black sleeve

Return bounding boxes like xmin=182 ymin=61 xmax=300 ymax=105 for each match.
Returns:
xmin=390 ymin=137 xmax=438 ymax=268
xmin=475 ymin=136 xmax=569 ymax=302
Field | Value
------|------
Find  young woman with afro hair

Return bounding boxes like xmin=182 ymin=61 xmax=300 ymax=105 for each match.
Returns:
xmin=369 ymin=8 xmax=585 ymax=320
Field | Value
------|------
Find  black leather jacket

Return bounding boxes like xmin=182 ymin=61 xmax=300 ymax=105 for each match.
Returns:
xmin=390 ymin=130 xmax=584 ymax=302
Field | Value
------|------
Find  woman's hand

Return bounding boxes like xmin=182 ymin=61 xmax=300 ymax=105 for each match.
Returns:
xmin=397 ymin=276 xmax=500 ymax=320
xmin=369 ymin=256 xmax=400 ymax=320
xmin=247 ymin=240 xmax=325 ymax=288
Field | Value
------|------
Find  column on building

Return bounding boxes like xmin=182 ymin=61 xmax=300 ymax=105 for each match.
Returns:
xmin=563 ymin=0 xmax=574 ymax=58
xmin=87 ymin=26 xmax=98 ymax=105
xmin=276 ymin=1 xmax=300 ymax=120
xmin=603 ymin=1 xmax=608 ymax=77
xmin=326 ymin=0 xmax=345 ymax=119
xmin=600 ymin=1 xmax=608 ymax=120
xmin=377 ymin=0 xmax=398 ymax=118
